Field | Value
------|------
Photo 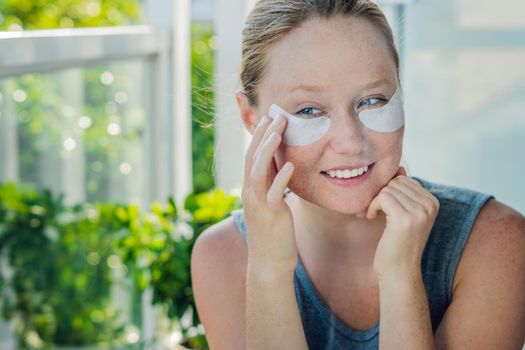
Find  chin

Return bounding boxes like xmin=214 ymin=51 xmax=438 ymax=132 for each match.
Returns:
xmin=288 ymin=181 xmax=373 ymax=216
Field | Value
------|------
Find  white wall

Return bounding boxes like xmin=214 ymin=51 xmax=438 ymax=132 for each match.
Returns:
xmin=402 ymin=0 xmax=525 ymax=213
xmin=213 ymin=0 xmax=253 ymax=191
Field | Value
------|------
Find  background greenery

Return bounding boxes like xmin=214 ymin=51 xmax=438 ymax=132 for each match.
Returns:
xmin=1 ymin=0 xmax=219 ymax=348
xmin=0 ymin=0 xmax=216 ymax=196
xmin=0 ymin=182 xmax=239 ymax=348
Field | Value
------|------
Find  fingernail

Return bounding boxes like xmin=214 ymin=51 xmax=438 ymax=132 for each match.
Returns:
xmin=283 ymin=162 xmax=292 ymax=172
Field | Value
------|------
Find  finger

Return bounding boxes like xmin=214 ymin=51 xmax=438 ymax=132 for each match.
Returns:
xmin=251 ymin=132 xmax=282 ymax=196
xmin=392 ymin=177 xmax=437 ymax=206
xmin=366 ymin=189 xmax=408 ymax=220
xmin=253 ymin=114 xmax=287 ymax=163
xmin=389 ymin=179 xmax=424 ymax=202
xmin=267 ymin=162 xmax=294 ymax=205
xmin=380 ymin=186 xmax=422 ymax=213
xmin=244 ymin=116 xmax=272 ymax=181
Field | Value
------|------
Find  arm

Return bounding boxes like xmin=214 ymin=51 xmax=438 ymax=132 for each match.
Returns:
xmin=365 ymin=170 xmax=439 ymax=349
xmin=191 ymin=218 xmax=247 ymax=350
xmin=246 ymin=260 xmax=307 ymax=349
xmin=378 ymin=266 xmax=436 ymax=350
xmin=193 ymin=112 xmax=308 ymax=349
xmin=242 ymin=114 xmax=308 ymax=349
xmin=374 ymin=198 xmax=525 ymax=349
xmin=434 ymin=200 xmax=525 ymax=349
xmin=191 ymin=220 xmax=308 ymax=350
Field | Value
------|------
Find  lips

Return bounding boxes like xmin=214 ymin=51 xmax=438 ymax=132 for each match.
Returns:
xmin=321 ymin=163 xmax=375 ymax=184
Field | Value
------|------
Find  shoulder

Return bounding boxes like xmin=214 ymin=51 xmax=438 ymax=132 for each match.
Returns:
xmin=192 ymin=215 xmax=247 ymax=261
xmin=437 ymin=199 xmax=525 ymax=348
xmin=191 ymin=215 xmax=248 ymax=282
xmin=190 ymin=216 xmax=248 ymax=350
xmin=455 ymin=199 xmax=525 ymax=288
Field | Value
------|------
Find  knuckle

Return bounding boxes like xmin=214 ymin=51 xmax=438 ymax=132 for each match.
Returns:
xmin=425 ymin=200 xmax=437 ymax=214
xmin=414 ymin=208 xmax=428 ymax=222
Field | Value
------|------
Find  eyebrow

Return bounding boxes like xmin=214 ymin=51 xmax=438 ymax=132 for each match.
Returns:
xmin=288 ymin=84 xmax=324 ymax=93
xmin=362 ymin=79 xmax=390 ymax=90
xmin=287 ymin=79 xmax=390 ymax=94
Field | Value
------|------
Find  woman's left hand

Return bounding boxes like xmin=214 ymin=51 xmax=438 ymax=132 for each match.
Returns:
xmin=366 ymin=167 xmax=440 ymax=277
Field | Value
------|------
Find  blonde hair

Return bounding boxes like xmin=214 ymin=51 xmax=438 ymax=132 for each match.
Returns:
xmin=240 ymin=0 xmax=400 ymax=106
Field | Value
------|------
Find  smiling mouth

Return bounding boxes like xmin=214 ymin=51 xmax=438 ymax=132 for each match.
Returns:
xmin=321 ymin=163 xmax=374 ymax=179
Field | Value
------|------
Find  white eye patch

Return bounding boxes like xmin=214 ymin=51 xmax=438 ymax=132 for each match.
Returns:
xmin=268 ymin=104 xmax=331 ymax=146
xmin=358 ymin=89 xmax=405 ymax=132
xmin=268 ymin=88 xmax=405 ymax=146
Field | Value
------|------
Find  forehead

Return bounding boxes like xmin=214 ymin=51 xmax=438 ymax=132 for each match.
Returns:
xmin=262 ymin=16 xmax=397 ymax=93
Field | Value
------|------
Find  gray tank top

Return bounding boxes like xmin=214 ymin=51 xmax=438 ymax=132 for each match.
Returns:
xmin=230 ymin=177 xmax=494 ymax=349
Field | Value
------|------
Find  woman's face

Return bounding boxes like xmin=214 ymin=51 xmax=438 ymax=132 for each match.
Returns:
xmin=254 ymin=15 xmax=403 ymax=215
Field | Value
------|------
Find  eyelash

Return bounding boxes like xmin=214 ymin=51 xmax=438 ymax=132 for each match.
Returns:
xmin=358 ymin=97 xmax=386 ymax=109
xmin=295 ymin=97 xmax=386 ymax=117
xmin=295 ymin=107 xmax=324 ymax=118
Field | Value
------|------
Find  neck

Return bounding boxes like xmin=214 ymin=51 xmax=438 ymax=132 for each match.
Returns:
xmin=286 ymin=193 xmax=386 ymax=267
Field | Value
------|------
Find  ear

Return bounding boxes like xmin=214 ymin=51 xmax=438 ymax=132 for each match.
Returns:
xmin=235 ymin=91 xmax=260 ymax=135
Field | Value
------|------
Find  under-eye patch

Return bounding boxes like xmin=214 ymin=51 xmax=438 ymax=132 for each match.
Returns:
xmin=358 ymin=88 xmax=404 ymax=132
xmin=268 ymin=104 xmax=331 ymax=146
xmin=268 ymin=88 xmax=404 ymax=146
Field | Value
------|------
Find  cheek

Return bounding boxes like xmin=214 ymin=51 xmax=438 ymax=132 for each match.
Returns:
xmin=367 ymin=127 xmax=404 ymax=155
xmin=274 ymin=144 xmax=323 ymax=197
xmin=274 ymin=144 xmax=320 ymax=171
xmin=367 ymin=128 xmax=404 ymax=182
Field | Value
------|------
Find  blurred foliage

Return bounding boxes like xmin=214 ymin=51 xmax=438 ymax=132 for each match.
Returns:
xmin=0 ymin=0 xmax=145 ymax=202
xmin=0 ymin=0 xmax=216 ymax=194
xmin=0 ymin=182 xmax=241 ymax=348
xmin=1 ymin=63 xmax=146 ymax=203
xmin=0 ymin=1 xmax=219 ymax=348
xmin=0 ymin=183 xmax=126 ymax=347
xmin=0 ymin=0 xmax=142 ymax=30
xmin=191 ymin=23 xmax=216 ymax=193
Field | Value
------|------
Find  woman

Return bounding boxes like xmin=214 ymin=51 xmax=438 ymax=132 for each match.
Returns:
xmin=191 ymin=0 xmax=525 ymax=349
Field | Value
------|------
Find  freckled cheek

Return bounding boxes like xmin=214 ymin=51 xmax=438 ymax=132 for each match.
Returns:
xmin=367 ymin=128 xmax=404 ymax=156
xmin=368 ymin=128 xmax=404 ymax=184
xmin=274 ymin=144 xmax=319 ymax=175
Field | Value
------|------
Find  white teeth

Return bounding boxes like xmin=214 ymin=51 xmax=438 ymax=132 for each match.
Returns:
xmin=326 ymin=165 xmax=368 ymax=179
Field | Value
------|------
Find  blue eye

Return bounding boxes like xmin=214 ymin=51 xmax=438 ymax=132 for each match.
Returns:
xmin=358 ymin=97 xmax=384 ymax=109
xmin=295 ymin=107 xmax=324 ymax=118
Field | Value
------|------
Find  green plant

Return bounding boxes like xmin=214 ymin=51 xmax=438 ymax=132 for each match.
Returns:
xmin=115 ymin=189 xmax=241 ymax=349
xmin=0 ymin=0 xmax=142 ymax=30
xmin=0 ymin=182 xmax=240 ymax=349
xmin=0 ymin=183 xmax=127 ymax=347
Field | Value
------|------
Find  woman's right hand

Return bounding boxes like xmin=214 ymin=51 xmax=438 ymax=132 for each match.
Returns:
xmin=242 ymin=114 xmax=298 ymax=272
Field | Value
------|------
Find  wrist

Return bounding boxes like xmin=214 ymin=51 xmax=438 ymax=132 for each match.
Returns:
xmin=375 ymin=261 xmax=422 ymax=284
xmin=247 ymin=255 xmax=297 ymax=280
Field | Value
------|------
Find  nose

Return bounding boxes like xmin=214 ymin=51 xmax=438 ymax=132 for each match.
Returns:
xmin=326 ymin=110 xmax=366 ymax=155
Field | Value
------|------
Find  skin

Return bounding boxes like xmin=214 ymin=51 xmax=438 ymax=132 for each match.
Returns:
xmin=191 ymin=14 xmax=525 ymax=350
